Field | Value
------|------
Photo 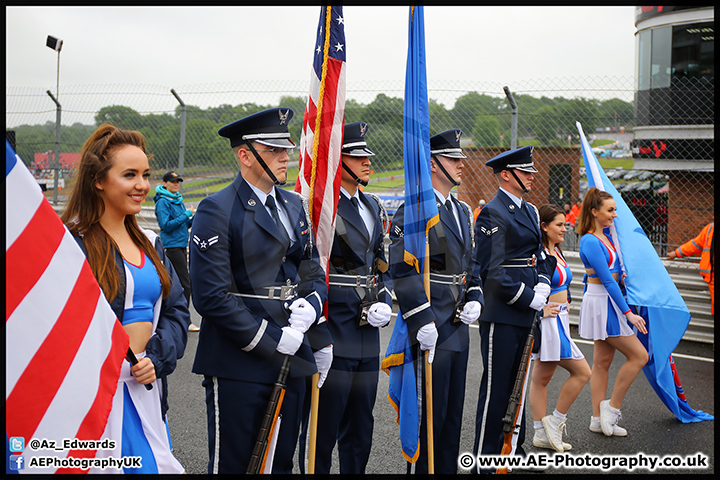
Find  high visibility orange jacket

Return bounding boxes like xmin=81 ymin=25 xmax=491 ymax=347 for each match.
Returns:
xmin=675 ymin=222 xmax=714 ymax=284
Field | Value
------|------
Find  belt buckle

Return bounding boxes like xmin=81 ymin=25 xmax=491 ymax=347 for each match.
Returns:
xmin=367 ymin=275 xmax=377 ymax=289
xmin=281 ymin=285 xmax=295 ymax=300
xmin=460 ymin=273 xmax=466 ymax=285
xmin=528 ymin=255 xmax=537 ymax=267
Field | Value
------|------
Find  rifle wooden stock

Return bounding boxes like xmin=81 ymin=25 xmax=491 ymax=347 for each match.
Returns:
xmin=246 ymin=355 xmax=291 ymax=474
xmin=496 ymin=318 xmax=537 ymax=475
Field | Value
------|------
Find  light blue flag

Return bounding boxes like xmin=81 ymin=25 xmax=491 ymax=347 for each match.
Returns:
xmin=577 ymin=122 xmax=712 ymax=423
xmin=382 ymin=6 xmax=439 ymax=463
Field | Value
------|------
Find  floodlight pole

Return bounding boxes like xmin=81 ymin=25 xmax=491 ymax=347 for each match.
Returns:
xmin=46 ymin=90 xmax=61 ymax=205
xmin=503 ymin=86 xmax=518 ymax=150
xmin=171 ymin=89 xmax=186 ymax=177
xmin=46 ymin=35 xmax=63 ymax=204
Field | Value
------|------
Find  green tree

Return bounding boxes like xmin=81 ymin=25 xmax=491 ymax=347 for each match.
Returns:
xmin=472 ymin=115 xmax=504 ymax=147
xmin=451 ymin=92 xmax=504 ymax=137
xmin=94 ymin=105 xmax=143 ymax=130
xmin=365 ymin=94 xmax=404 ymax=130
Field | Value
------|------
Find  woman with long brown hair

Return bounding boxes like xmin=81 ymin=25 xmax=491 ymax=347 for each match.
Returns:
xmin=62 ymin=123 xmax=189 ymax=473
xmin=528 ymin=204 xmax=591 ymax=452
xmin=576 ymin=187 xmax=648 ymax=438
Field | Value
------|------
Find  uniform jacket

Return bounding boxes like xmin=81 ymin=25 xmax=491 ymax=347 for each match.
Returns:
xmin=72 ymin=228 xmax=191 ymax=418
xmin=189 ymin=173 xmax=331 ymax=384
xmin=389 ymin=195 xmax=483 ymax=352
xmin=675 ymin=222 xmax=714 ymax=284
xmin=154 ymin=185 xmax=193 ymax=249
xmin=327 ymin=191 xmax=393 ymax=359
xmin=472 ymin=189 xmax=551 ymax=328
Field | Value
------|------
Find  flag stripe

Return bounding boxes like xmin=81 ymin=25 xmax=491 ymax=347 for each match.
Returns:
xmin=6 ymin=232 xmax=86 ymax=393
xmin=56 ymin=321 xmax=129 ymax=473
xmin=5 ymin=198 xmax=65 ymax=319
xmin=6 ymin=262 xmax=102 ymax=442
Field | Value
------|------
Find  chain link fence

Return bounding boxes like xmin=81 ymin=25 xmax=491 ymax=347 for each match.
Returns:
xmin=5 ymin=76 xmax=714 ymax=255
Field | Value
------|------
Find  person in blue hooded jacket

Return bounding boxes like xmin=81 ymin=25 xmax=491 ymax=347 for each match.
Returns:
xmin=154 ymin=171 xmax=198 ymax=331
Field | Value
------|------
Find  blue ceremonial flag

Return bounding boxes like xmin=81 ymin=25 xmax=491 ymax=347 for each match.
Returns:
xmin=401 ymin=5 xmax=439 ymax=274
xmin=577 ymin=122 xmax=713 ymax=423
xmin=381 ymin=6 xmax=438 ymax=463
xmin=382 ymin=313 xmax=421 ymax=463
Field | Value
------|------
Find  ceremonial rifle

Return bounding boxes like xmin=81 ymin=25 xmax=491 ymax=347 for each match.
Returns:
xmin=496 ymin=316 xmax=537 ymax=474
xmin=246 ymin=355 xmax=291 ymax=474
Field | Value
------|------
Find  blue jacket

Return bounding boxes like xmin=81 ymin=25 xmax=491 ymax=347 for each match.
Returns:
xmin=189 ymin=173 xmax=331 ymax=384
xmin=72 ymin=230 xmax=191 ymax=418
xmin=389 ymin=195 xmax=484 ymax=352
xmin=326 ymin=191 xmax=393 ymax=359
xmin=472 ymin=189 xmax=551 ymax=328
xmin=154 ymin=185 xmax=193 ymax=249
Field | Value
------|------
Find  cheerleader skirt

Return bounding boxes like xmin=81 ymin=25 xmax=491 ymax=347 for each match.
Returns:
xmin=89 ymin=351 xmax=185 ymax=474
xmin=532 ymin=303 xmax=584 ymax=362
xmin=578 ymin=283 xmax=635 ymax=341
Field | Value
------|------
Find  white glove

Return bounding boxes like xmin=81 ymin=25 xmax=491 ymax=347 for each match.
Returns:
xmin=529 ymin=292 xmax=547 ymax=312
xmin=533 ymin=282 xmax=551 ymax=299
xmin=276 ymin=326 xmax=304 ymax=355
xmin=313 ymin=345 xmax=333 ymax=388
xmin=459 ymin=301 xmax=482 ymax=325
xmin=416 ymin=323 xmax=438 ymax=364
xmin=366 ymin=302 xmax=392 ymax=328
xmin=287 ymin=297 xmax=316 ymax=333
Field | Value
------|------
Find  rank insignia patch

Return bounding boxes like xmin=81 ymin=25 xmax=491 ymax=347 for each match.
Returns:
xmin=480 ymin=226 xmax=498 ymax=237
xmin=193 ymin=234 xmax=219 ymax=251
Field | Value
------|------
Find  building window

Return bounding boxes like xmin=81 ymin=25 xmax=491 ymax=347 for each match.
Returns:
xmin=651 ymin=26 xmax=672 ymax=89
xmin=671 ymin=22 xmax=714 ymax=85
xmin=637 ymin=22 xmax=715 ymax=91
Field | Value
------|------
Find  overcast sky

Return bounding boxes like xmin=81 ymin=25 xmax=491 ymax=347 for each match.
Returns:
xmin=6 ymin=6 xmax=638 ymax=90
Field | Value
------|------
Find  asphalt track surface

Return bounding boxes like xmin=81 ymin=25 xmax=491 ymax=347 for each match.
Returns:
xmin=168 ymin=302 xmax=714 ymax=475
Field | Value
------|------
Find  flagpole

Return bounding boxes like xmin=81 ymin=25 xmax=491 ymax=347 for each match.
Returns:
xmin=423 ymin=239 xmax=434 ymax=474
xmin=307 ymin=372 xmax=320 ymax=473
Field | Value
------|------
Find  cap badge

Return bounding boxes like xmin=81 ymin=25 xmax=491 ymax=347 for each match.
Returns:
xmin=278 ymin=109 xmax=290 ymax=125
xmin=360 ymin=123 xmax=368 ymax=136
xmin=455 ymin=130 xmax=461 ymax=142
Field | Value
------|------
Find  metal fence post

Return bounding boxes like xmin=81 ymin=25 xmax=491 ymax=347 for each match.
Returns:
xmin=46 ymin=90 xmax=61 ymax=204
xmin=171 ymin=89 xmax=186 ymax=177
xmin=503 ymin=86 xmax=518 ymax=150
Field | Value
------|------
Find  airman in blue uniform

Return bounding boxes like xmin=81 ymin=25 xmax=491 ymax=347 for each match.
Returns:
xmin=306 ymin=121 xmax=394 ymax=474
xmin=189 ymin=108 xmax=333 ymax=474
xmin=389 ymin=129 xmax=484 ymax=474
xmin=472 ymin=146 xmax=552 ymax=472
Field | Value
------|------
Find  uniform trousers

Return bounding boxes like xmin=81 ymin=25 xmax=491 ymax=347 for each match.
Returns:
xmin=416 ymin=346 xmax=469 ymax=474
xmin=474 ymin=321 xmax=531 ymax=474
xmin=311 ymin=355 xmax=379 ymax=474
xmin=202 ymin=374 xmax=305 ymax=474
xmin=164 ymin=247 xmax=191 ymax=305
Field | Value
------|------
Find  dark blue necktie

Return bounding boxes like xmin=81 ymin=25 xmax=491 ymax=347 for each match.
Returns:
xmin=266 ymin=195 xmax=289 ymax=245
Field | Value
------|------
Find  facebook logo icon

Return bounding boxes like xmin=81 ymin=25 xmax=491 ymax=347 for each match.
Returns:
xmin=8 ymin=455 xmax=25 ymax=470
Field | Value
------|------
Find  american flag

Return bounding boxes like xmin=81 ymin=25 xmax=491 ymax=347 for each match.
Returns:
xmin=5 ymin=140 xmax=129 ymax=473
xmin=295 ymin=5 xmax=347 ymax=276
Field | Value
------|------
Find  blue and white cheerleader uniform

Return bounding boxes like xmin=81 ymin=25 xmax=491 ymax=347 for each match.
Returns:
xmin=533 ymin=249 xmax=584 ymax=362
xmin=90 ymin=231 xmax=185 ymax=474
xmin=578 ymin=229 xmax=634 ymax=341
